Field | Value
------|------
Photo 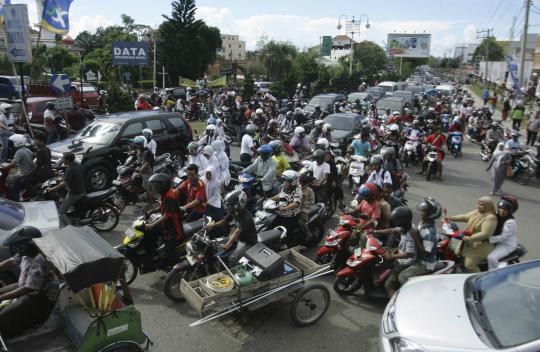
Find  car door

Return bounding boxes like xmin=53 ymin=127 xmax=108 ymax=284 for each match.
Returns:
xmin=143 ymin=118 xmax=168 ymax=155
xmin=117 ymin=121 xmax=144 ymax=158
xmin=164 ymin=114 xmax=191 ymax=153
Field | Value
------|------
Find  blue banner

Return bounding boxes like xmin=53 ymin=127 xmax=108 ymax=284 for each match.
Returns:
xmin=111 ymin=41 xmax=149 ymax=66
xmin=41 ymin=0 xmax=73 ymax=35
xmin=505 ymin=55 xmax=521 ymax=98
xmin=0 ymin=0 xmax=11 ymax=26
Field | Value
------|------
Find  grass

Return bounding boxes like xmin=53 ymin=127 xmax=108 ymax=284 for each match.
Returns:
xmin=468 ymin=82 xmax=504 ymax=112
xmin=189 ymin=121 xmax=206 ymax=138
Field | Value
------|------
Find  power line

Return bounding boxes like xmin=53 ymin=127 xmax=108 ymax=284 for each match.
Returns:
xmin=484 ymin=0 xmax=506 ymax=27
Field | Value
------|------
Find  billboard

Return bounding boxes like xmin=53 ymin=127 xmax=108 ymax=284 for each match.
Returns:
xmin=387 ymin=34 xmax=431 ymax=58
xmin=111 ymin=41 xmax=149 ymax=66
xmin=321 ymin=36 xmax=332 ymax=56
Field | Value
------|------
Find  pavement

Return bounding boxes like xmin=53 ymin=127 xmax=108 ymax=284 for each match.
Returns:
xmin=103 ymin=94 xmax=540 ymax=351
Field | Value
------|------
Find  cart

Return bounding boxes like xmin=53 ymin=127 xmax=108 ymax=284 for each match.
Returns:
xmin=0 ymin=226 xmax=151 ymax=352
xmin=180 ymin=247 xmax=333 ymax=327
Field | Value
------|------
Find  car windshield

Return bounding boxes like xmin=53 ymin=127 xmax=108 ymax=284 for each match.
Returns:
xmin=308 ymin=97 xmax=333 ymax=107
xmin=74 ymin=121 xmax=120 ymax=145
xmin=0 ymin=198 xmax=25 ymax=231
xmin=81 ymin=85 xmax=97 ymax=92
xmin=366 ymin=88 xmax=382 ymax=96
xmin=469 ymin=261 xmax=540 ymax=348
xmin=377 ymin=101 xmax=402 ymax=112
xmin=323 ymin=115 xmax=354 ymax=131
xmin=378 ymin=85 xmax=395 ymax=93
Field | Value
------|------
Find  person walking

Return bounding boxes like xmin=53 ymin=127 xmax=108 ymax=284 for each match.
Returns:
xmin=486 ymin=142 xmax=511 ymax=195
xmin=511 ymin=100 xmax=525 ymax=130
xmin=501 ymin=97 xmax=511 ymax=121
xmin=526 ymin=111 xmax=540 ymax=146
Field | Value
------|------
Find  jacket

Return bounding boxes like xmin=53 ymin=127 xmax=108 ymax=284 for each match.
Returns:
xmin=244 ymin=156 xmax=277 ymax=192
xmin=449 ymin=211 xmax=496 ymax=259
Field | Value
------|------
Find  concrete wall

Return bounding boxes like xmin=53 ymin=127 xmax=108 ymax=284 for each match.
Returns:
xmin=479 ymin=61 xmax=533 ymax=88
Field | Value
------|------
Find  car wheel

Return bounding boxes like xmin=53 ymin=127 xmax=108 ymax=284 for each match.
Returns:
xmin=86 ymin=165 xmax=111 ymax=192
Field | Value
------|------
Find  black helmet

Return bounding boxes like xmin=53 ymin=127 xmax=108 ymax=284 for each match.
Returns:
xmin=46 ymin=102 xmax=56 ymax=110
xmin=148 ymin=173 xmax=171 ymax=195
xmin=498 ymin=195 xmax=518 ymax=214
xmin=416 ymin=197 xmax=442 ymax=220
xmin=3 ymin=226 xmax=42 ymax=247
xmin=313 ymin=149 xmax=325 ymax=160
xmin=389 ymin=206 xmax=413 ymax=230
xmin=224 ymin=190 xmax=247 ymax=211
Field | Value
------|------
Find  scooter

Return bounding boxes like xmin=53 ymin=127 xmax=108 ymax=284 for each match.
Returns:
xmin=315 ymin=214 xmax=358 ymax=265
xmin=402 ymin=136 xmax=420 ymax=167
xmin=449 ymin=131 xmax=463 ymax=158
xmin=114 ymin=211 xmax=205 ymax=285
xmin=236 ymin=172 xmax=265 ymax=215
xmin=513 ymin=150 xmax=540 ymax=186
xmin=348 ymin=155 xmax=367 ymax=192
xmin=424 ymin=147 xmax=440 ymax=181
xmin=333 ymin=235 xmax=454 ymax=298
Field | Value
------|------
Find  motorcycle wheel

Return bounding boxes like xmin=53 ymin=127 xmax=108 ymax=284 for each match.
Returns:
xmin=518 ymin=171 xmax=532 ymax=186
xmin=315 ymin=253 xmax=333 ymax=265
xmin=124 ymin=257 xmax=138 ymax=285
xmin=426 ymin=164 xmax=432 ymax=181
xmin=404 ymin=153 xmax=410 ymax=168
xmin=89 ymin=203 xmax=120 ymax=232
xmin=113 ymin=192 xmax=127 ymax=212
xmin=163 ymin=269 xmax=188 ymax=302
xmin=333 ymin=276 xmax=362 ymax=295
xmin=290 ymin=283 xmax=330 ymax=327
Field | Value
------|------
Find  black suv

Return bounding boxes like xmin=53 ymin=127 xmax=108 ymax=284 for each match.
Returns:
xmin=49 ymin=111 xmax=193 ymax=191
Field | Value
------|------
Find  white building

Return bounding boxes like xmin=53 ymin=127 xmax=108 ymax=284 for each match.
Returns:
xmin=218 ymin=34 xmax=246 ymax=61
xmin=329 ymin=35 xmax=356 ymax=62
xmin=454 ymin=43 xmax=478 ymax=63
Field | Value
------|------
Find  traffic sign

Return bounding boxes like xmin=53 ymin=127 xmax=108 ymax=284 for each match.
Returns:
xmin=55 ymin=97 xmax=73 ymax=110
xmin=51 ymin=74 xmax=71 ymax=94
xmin=85 ymin=69 xmax=101 ymax=82
xmin=4 ymin=4 xmax=32 ymax=63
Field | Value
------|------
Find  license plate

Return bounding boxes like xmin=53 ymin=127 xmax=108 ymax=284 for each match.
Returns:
xmin=112 ymin=180 xmax=121 ymax=186
xmin=354 ymin=247 xmax=362 ymax=257
xmin=124 ymin=228 xmax=136 ymax=239
xmin=173 ymin=177 xmax=181 ymax=184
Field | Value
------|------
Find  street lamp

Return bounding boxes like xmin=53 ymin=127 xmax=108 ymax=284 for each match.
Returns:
xmin=337 ymin=14 xmax=370 ymax=75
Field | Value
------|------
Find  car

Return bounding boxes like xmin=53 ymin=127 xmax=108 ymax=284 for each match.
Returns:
xmin=423 ymin=89 xmax=442 ymax=97
xmin=25 ymin=96 xmax=94 ymax=131
xmin=366 ymin=87 xmax=385 ymax=102
xmin=66 ymin=82 xmax=101 ymax=108
xmin=0 ymin=197 xmax=60 ymax=285
xmin=323 ymin=113 xmax=360 ymax=149
xmin=0 ymin=76 xmax=30 ymax=100
xmin=347 ymin=92 xmax=374 ymax=105
xmin=392 ymin=90 xmax=414 ymax=105
xmin=304 ymin=93 xmax=347 ymax=115
xmin=435 ymin=84 xmax=456 ymax=96
xmin=379 ymin=260 xmax=540 ymax=352
xmin=376 ymin=96 xmax=411 ymax=116
xmin=255 ymin=81 xmax=273 ymax=94
xmin=48 ymin=110 xmax=193 ymax=192
xmin=377 ymin=81 xmax=398 ymax=96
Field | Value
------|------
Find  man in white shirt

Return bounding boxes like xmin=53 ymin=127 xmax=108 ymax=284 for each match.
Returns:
xmin=240 ymin=124 xmax=257 ymax=163
xmin=366 ymin=155 xmax=393 ymax=189
xmin=311 ymin=150 xmax=330 ymax=204
xmin=142 ymin=128 xmax=157 ymax=156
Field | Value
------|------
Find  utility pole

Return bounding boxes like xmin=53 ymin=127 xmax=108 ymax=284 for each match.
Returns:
xmin=477 ymin=28 xmax=493 ymax=82
xmin=519 ymin=0 xmax=531 ymax=89
xmin=158 ymin=66 xmax=167 ymax=90
xmin=509 ymin=16 xmax=517 ymax=43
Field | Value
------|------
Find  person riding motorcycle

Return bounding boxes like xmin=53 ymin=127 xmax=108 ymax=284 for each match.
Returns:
xmin=240 ymin=124 xmax=258 ymax=163
xmin=418 ymin=126 xmax=446 ymax=180
xmin=351 ymin=182 xmax=381 ymax=233
xmin=187 ymin=142 xmax=208 ymax=175
xmin=269 ymin=140 xmax=290 ymax=178
xmin=145 ymin=173 xmax=185 ymax=265
xmin=321 ymin=123 xmax=333 ymax=142
xmin=142 ymin=128 xmax=157 ymax=156
xmin=487 ymin=196 xmax=519 ymax=270
xmin=366 ymin=155 xmax=393 ymax=189
xmin=244 ymin=144 xmax=277 ymax=197
xmin=485 ymin=122 xmax=504 ymax=154
xmin=309 ymin=120 xmax=325 ymax=143
xmin=265 ymin=119 xmax=280 ymax=141
xmin=310 ymin=149 xmax=330 ymax=204
xmin=198 ymin=124 xmax=220 ymax=147
xmin=385 ymin=124 xmax=401 ymax=155
xmin=280 ymin=111 xmax=295 ymax=134
xmin=290 ymin=126 xmax=309 ymax=156
xmin=270 ymin=169 xmax=302 ymax=246
xmin=252 ymin=108 xmax=266 ymax=130
xmin=178 ymin=164 xmax=207 ymax=221
xmin=21 ymin=134 xmax=53 ymax=198
xmin=293 ymin=107 xmax=307 ymax=127
xmin=312 ymin=105 xmax=324 ymax=120
xmin=0 ymin=134 xmax=35 ymax=201
xmin=0 ymin=226 xmax=59 ymax=337
xmin=504 ymin=130 xmax=522 ymax=154
xmin=381 ymin=146 xmax=403 ymax=191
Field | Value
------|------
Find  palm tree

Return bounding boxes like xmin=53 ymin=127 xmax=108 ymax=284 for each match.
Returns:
xmin=260 ymin=41 xmax=297 ymax=81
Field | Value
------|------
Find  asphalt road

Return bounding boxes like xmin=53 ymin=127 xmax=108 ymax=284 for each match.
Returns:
xmin=103 ymin=107 xmax=540 ymax=352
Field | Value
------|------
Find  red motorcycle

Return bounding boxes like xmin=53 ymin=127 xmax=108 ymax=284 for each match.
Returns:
xmin=315 ymin=214 xmax=358 ymax=265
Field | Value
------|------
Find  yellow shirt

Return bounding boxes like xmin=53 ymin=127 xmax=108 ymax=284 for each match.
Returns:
xmin=273 ymin=155 xmax=290 ymax=177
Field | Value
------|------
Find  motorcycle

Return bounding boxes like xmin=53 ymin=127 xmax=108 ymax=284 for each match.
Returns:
xmin=254 ymin=199 xmax=326 ymax=247
xmin=449 ymin=131 xmax=463 ymax=158
xmin=402 ymin=136 xmax=420 ymax=167
xmin=348 ymin=155 xmax=367 ymax=193
xmin=114 ymin=211 xmax=205 ymax=285
xmin=315 ymin=214 xmax=358 ymax=265
xmin=513 ymin=150 xmax=540 ymax=185
xmin=333 ymin=235 xmax=454 ymax=297
xmin=424 ymin=147 xmax=440 ymax=181
xmin=236 ymin=172 xmax=265 ymax=215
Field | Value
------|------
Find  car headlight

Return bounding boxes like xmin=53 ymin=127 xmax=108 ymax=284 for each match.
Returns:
xmin=75 ymin=154 xmax=84 ymax=163
xmin=390 ymin=338 xmax=425 ymax=352
xmin=382 ymin=293 xmax=398 ymax=334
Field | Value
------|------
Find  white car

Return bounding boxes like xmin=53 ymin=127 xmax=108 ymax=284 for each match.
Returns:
xmin=380 ymin=260 xmax=540 ymax=351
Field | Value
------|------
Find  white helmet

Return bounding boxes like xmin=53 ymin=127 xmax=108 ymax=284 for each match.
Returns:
xmin=294 ymin=126 xmax=305 ymax=136
xmin=142 ymin=128 xmax=153 ymax=137
xmin=282 ymin=169 xmax=298 ymax=183
xmin=322 ymin=123 xmax=332 ymax=133
xmin=389 ymin=124 xmax=399 ymax=132
xmin=294 ymin=107 xmax=303 ymax=114
xmin=393 ymin=111 xmax=400 ymax=116
xmin=316 ymin=137 xmax=329 ymax=149
xmin=255 ymin=108 xmax=264 ymax=115
xmin=9 ymin=134 xmax=26 ymax=148
xmin=206 ymin=124 xmax=216 ymax=132
xmin=0 ymin=103 xmax=13 ymax=113
xmin=315 ymin=119 xmax=324 ymax=127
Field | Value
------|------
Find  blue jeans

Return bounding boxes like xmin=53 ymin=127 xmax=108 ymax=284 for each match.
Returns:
xmin=233 ymin=125 xmax=244 ymax=143
xmin=0 ymin=134 xmax=10 ymax=163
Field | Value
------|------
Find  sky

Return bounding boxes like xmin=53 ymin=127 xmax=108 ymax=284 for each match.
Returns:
xmin=10 ymin=0 xmax=538 ymax=56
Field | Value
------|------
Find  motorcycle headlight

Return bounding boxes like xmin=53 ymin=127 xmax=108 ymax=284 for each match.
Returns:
xmin=390 ymin=338 xmax=425 ymax=352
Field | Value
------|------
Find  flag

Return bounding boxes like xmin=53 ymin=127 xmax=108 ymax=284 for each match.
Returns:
xmin=40 ymin=0 xmax=73 ymax=34
xmin=0 ymin=0 xmax=12 ymax=26
xmin=505 ymin=55 xmax=522 ymax=98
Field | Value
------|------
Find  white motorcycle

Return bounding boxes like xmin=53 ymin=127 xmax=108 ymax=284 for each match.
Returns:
xmin=402 ymin=135 xmax=420 ymax=167
xmin=348 ymin=154 xmax=367 ymax=193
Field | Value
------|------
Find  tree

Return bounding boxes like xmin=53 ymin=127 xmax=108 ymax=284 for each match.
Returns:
xmin=260 ymin=41 xmax=297 ymax=81
xmin=350 ymin=41 xmax=388 ymax=84
xmin=159 ymin=0 xmax=222 ymax=81
xmin=46 ymin=46 xmax=78 ymax=73
xmin=242 ymin=72 xmax=255 ymax=100
xmin=473 ymin=37 xmax=505 ymax=62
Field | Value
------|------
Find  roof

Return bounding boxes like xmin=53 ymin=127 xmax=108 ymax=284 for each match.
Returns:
xmin=333 ymin=35 xmax=356 ymax=43
xmin=314 ymin=93 xmax=344 ymax=98
xmin=26 ymin=96 xmax=57 ymax=103
xmin=100 ymin=110 xmax=179 ymax=124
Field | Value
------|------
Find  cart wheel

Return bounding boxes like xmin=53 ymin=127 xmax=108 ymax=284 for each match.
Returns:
xmin=290 ymin=283 xmax=330 ymax=327
xmin=100 ymin=342 xmax=144 ymax=352
xmin=164 ymin=270 xmax=187 ymax=302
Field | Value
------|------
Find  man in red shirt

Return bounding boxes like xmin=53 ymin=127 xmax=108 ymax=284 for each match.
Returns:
xmin=136 ymin=96 xmax=152 ymax=110
xmin=400 ymin=108 xmax=415 ymax=124
xmin=178 ymin=164 xmax=207 ymax=221
xmin=418 ymin=126 xmax=446 ymax=180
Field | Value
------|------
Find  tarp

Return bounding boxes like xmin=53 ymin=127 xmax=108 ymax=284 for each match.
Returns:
xmin=208 ymin=76 xmax=227 ymax=87
xmin=179 ymin=76 xmax=198 ymax=88
xmin=34 ymin=226 xmax=125 ymax=293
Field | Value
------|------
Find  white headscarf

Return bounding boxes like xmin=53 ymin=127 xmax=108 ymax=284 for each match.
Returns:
xmin=212 ymin=140 xmax=230 ymax=186
xmin=203 ymin=165 xmax=221 ymax=208
xmin=202 ymin=145 xmax=221 ymax=181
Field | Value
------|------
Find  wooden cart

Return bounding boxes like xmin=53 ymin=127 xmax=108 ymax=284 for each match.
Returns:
xmin=180 ymin=247 xmax=333 ymax=327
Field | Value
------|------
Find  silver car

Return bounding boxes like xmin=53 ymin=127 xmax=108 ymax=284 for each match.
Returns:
xmin=380 ymin=260 xmax=540 ymax=351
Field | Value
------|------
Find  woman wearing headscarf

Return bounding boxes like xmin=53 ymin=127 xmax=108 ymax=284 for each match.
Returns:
xmin=211 ymin=140 xmax=230 ymax=186
xmin=486 ymin=142 xmax=511 ymax=195
xmin=447 ymin=196 xmax=497 ymax=273
xmin=203 ymin=166 xmax=224 ymax=221
xmin=201 ymin=145 xmax=220 ymax=181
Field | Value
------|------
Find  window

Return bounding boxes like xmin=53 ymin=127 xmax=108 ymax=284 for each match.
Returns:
xmin=0 ymin=198 xmax=25 ymax=230
xmin=120 ymin=122 xmax=143 ymax=139
xmin=0 ymin=78 xmax=10 ymax=85
xmin=145 ymin=119 xmax=166 ymax=135
xmin=238 ymin=53 xmax=241 ymax=58
xmin=239 ymin=44 xmax=241 ymax=48
xmin=168 ymin=116 xmax=185 ymax=129
xmin=229 ymin=44 xmax=231 ymax=48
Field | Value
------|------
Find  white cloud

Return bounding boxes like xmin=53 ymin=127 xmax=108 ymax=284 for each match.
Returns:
xmin=463 ymin=24 xmax=478 ymax=43
xmin=69 ymin=15 xmax=115 ymax=36
xmin=196 ymin=6 xmax=231 ymax=28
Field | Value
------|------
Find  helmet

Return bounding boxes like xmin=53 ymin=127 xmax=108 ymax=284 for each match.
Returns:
xmin=315 ymin=104 xmax=321 ymax=110
xmin=294 ymin=126 xmax=305 ymax=137
xmin=215 ymin=118 xmax=223 ymax=126
xmin=389 ymin=206 xmax=413 ymax=230
xmin=294 ymin=107 xmax=303 ymax=115
xmin=3 ymin=226 xmax=42 ymax=247
xmin=370 ymin=155 xmax=382 ymax=165
xmin=315 ymin=119 xmax=324 ymax=127
xmin=142 ymin=128 xmax=153 ymax=140
xmin=268 ymin=119 xmax=278 ymax=127
xmin=511 ymin=130 xmax=520 ymax=138
xmin=202 ymin=145 xmax=215 ymax=156
xmin=148 ymin=173 xmax=172 ymax=195
xmin=416 ymin=197 xmax=442 ymax=220
xmin=491 ymin=121 xmax=499 ymax=129
xmin=269 ymin=140 xmax=283 ymax=154
xmin=385 ymin=108 xmax=391 ymax=113
xmin=393 ymin=111 xmax=400 ymax=116
xmin=389 ymin=124 xmax=399 ymax=132
xmin=224 ymin=190 xmax=248 ymax=211
xmin=132 ymin=135 xmax=146 ymax=146
xmin=358 ymin=182 xmax=379 ymax=200
xmin=255 ymin=108 xmax=264 ymax=115
xmin=281 ymin=169 xmax=298 ymax=183
xmin=498 ymin=195 xmax=518 ymax=214
xmin=188 ymin=142 xmax=198 ymax=151
xmin=257 ymin=144 xmax=273 ymax=155
xmin=313 ymin=149 xmax=325 ymax=160
xmin=286 ymin=111 xmax=293 ymax=118
xmin=206 ymin=124 xmax=216 ymax=134
xmin=322 ymin=123 xmax=332 ymax=133
xmin=0 ymin=103 xmax=13 ymax=113
xmin=404 ymin=108 xmax=410 ymax=113
xmin=428 ymin=107 xmax=435 ymax=111
xmin=207 ymin=117 xmax=217 ymax=125
xmin=316 ymin=137 xmax=329 ymax=149
xmin=45 ymin=102 xmax=55 ymax=110
xmin=9 ymin=134 xmax=26 ymax=148
xmin=246 ymin=124 xmax=257 ymax=134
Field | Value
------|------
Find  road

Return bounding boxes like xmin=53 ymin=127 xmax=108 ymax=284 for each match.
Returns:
xmin=104 ymin=109 xmax=540 ymax=352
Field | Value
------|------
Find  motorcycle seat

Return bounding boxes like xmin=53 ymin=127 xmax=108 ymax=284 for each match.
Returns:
xmin=500 ymin=244 xmax=527 ymax=261
xmin=309 ymin=203 xmax=324 ymax=218
xmin=154 ymin=154 xmax=168 ymax=164
xmin=183 ymin=219 xmax=204 ymax=237
xmin=257 ymin=228 xmax=284 ymax=246
xmin=82 ymin=187 xmax=116 ymax=202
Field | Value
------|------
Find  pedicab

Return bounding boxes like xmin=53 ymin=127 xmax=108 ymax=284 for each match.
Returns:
xmin=0 ymin=226 xmax=152 ymax=352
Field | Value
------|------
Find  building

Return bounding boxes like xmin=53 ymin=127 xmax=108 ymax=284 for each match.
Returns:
xmin=510 ymin=33 xmax=536 ymax=62
xmin=453 ymin=43 xmax=478 ymax=63
xmin=329 ymin=35 xmax=356 ymax=62
xmin=218 ymin=34 xmax=246 ymax=61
